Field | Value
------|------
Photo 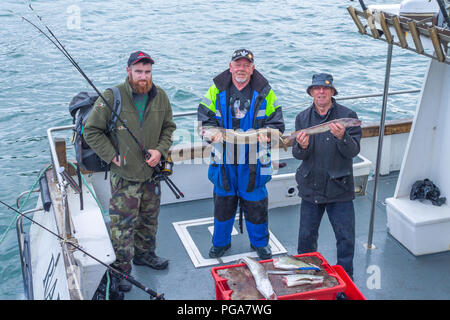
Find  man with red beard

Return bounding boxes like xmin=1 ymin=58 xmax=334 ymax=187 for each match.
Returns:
xmin=84 ymin=51 xmax=176 ymax=294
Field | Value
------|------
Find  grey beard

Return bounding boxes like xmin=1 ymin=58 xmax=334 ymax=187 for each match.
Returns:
xmin=234 ymin=76 xmax=248 ymax=84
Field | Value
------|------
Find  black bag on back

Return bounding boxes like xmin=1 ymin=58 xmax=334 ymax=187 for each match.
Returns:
xmin=69 ymin=87 xmax=122 ymax=172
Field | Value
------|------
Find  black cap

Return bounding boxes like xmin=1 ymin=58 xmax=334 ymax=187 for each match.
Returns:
xmin=127 ymin=51 xmax=155 ymax=66
xmin=307 ymin=73 xmax=338 ymax=96
xmin=231 ymin=49 xmax=254 ymax=63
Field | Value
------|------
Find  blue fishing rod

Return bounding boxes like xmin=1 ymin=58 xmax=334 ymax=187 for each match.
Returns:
xmin=0 ymin=199 xmax=164 ymax=299
xmin=23 ymin=5 xmax=183 ymax=199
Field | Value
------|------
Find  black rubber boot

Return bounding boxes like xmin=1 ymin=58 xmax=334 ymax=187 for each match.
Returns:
xmin=208 ymin=243 xmax=231 ymax=258
xmin=251 ymin=244 xmax=272 ymax=260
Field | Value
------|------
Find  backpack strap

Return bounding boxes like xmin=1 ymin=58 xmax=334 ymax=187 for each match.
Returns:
xmin=107 ymin=87 xmax=122 ymax=132
xmin=106 ymin=87 xmax=122 ymax=175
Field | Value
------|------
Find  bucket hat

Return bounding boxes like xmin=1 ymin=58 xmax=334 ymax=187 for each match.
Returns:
xmin=307 ymin=73 xmax=338 ymax=96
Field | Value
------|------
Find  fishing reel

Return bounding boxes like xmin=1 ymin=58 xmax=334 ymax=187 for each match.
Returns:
xmin=160 ymin=157 xmax=174 ymax=177
xmin=153 ymin=156 xmax=174 ymax=181
xmin=152 ymin=156 xmax=184 ymax=199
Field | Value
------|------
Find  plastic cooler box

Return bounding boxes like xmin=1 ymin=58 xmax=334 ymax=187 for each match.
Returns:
xmin=211 ymin=252 xmax=351 ymax=300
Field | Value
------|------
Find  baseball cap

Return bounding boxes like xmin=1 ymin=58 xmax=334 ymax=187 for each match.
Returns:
xmin=231 ymin=49 xmax=254 ymax=63
xmin=127 ymin=51 xmax=155 ymax=66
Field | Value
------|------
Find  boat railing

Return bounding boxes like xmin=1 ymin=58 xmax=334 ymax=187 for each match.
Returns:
xmin=172 ymin=88 xmax=421 ymax=117
xmin=47 ymin=125 xmax=77 ymax=238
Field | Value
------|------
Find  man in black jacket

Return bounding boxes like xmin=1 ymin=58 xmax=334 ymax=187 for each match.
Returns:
xmin=292 ymin=73 xmax=362 ymax=278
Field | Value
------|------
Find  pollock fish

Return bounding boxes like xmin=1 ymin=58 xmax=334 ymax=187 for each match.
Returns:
xmin=282 ymin=274 xmax=324 ymax=287
xmin=198 ymin=126 xmax=286 ymax=150
xmin=282 ymin=117 xmax=362 ymax=144
xmin=239 ymin=256 xmax=277 ymax=300
xmin=273 ymin=255 xmax=320 ymax=271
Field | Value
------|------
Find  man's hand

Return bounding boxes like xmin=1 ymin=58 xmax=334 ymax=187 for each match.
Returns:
xmin=329 ymin=122 xmax=345 ymax=140
xmin=210 ymin=132 xmax=223 ymax=143
xmin=257 ymin=133 xmax=271 ymax=143
xmin=296 ymin=131 xmax=310 ymax=149
xmin=146 ymin=149 xmax=162 ymax=167
xmin=111 ymin=155 xmax=121 ymax=167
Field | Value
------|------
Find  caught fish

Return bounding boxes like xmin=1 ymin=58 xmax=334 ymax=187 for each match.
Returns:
xmin=282 ymin=117 xmax=362 ymax=144
xmin=239 ymin=256 xmax=277 ymax=300
xmin=273 ymin=255 xmax=320 ymax=271
xmin=266 ymin=270 xmax=302 ymax=275
xmin=282 ymin=274 xmax=324 ymax=287
xmin=198 ymin=126 xmax=286 ymax=151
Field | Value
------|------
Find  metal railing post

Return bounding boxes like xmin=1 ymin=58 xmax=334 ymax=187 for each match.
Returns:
xmin=367 ymin=43 xmax=394 ymax=249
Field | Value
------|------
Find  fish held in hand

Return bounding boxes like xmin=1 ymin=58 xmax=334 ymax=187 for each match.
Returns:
xmin=198 ymin=126 xmax=286 ymax=150
xmin=273 ymin=255 xmax=320 ymax=271
xmin=283 ymin=117 xmax=362 ymax=144
xmin=282 ymin=274 xmax=324 ymax=287
xmin=239 ymin=256 xmax=277 ymax=300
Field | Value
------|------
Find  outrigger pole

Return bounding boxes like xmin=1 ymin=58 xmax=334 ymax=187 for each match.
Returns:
xmin=23 ymin=5 xmax=183 ymax=199
xmin=0 ymin=199 xmax=164 ymax=299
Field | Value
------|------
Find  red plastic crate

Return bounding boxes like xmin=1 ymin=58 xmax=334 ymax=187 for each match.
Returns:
xmin=331 ymin=265 xmax=366 ymax=300
xmin=211 ymin=252 xmax=347 ymax=300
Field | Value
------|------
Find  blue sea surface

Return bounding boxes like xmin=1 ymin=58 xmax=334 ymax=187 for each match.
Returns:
xmin=0 ymin=0 xmax=430 ymax=299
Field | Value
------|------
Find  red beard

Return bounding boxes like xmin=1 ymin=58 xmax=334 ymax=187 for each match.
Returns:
xmin=129 ymin=75 xmax=152 ymax=94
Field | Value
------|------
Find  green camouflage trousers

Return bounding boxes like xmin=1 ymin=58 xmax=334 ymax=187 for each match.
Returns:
xmin=109 ymin=172 xmax=161 ymax=273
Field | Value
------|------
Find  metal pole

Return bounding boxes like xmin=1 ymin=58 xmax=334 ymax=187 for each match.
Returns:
xmin=367 ymin=42 xmax=393 ymax=249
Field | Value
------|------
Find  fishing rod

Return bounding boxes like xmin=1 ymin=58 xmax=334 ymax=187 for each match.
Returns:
xmin=436 ymin=0 xmax=450 ymax=28
xmin=0 ymin=199 xmax=164 ymax=300
xmin=357 ymin=0 xmax=368 ymax=11
xmin=23 ymin=5 xmax=183 ymax=199
xmin=357 ymin=0 xmax=379 ymax=37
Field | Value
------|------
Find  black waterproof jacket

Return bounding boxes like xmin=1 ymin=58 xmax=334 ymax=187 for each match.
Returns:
xmin=292 ymin=99 xmax=362 ymax=204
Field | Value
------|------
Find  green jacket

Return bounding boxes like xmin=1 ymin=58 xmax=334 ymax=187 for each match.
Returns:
xmin=83 ymin=77 xmax=176 ymax=182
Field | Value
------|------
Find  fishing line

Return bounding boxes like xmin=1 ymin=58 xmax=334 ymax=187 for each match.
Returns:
xmin=0 ymin=199 xmax=164 ymax=299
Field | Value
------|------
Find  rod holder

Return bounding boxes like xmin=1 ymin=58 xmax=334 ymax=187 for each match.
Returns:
xmin=407 ymin=21 xmax=424 ymax=54
xmin=59 ymin=167 xmax=81 ymax=194
xmin=379 ymin=12 xmax=393 ymax=44
xmin=429 ymin=26 xmax=446 ymax=62
xmin=392 ymin=16 xmax=408 ymax=48
xmin=348 ymin=6 xmax=366 ymax=35
xmin=365 ymin=10 xmax=380 ymax=39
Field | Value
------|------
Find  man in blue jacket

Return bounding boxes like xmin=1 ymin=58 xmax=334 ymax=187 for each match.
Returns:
xmin=292 ymin=73 xmax=361 ymax=278
xmin=198 ymin=49 xmax=284 ymax=260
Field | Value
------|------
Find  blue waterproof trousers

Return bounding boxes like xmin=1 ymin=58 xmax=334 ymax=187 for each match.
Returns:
xmin=211 ymin=163 xmax=270 ymax=249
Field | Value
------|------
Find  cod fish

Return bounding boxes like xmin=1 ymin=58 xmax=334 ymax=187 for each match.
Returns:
xmin=198 ymin=126 xmax=286 ymax=150
xmin=239 ymin=256 xmax=277 ymax=300
xmin=273 ymin=255 xmax=320 ymax=271
xmin=282 ymin=274 xmax=324 ymax=287
xmin=282 ymin=117 xmax=362 ymax=144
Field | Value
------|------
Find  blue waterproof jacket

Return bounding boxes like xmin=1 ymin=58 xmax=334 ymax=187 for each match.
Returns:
xmin=198 ymin=69 xmax=285 ymax=200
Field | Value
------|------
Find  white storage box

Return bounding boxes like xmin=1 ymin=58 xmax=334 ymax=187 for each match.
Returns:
xmin=386 ymin=197 xmax=450 ymax=255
